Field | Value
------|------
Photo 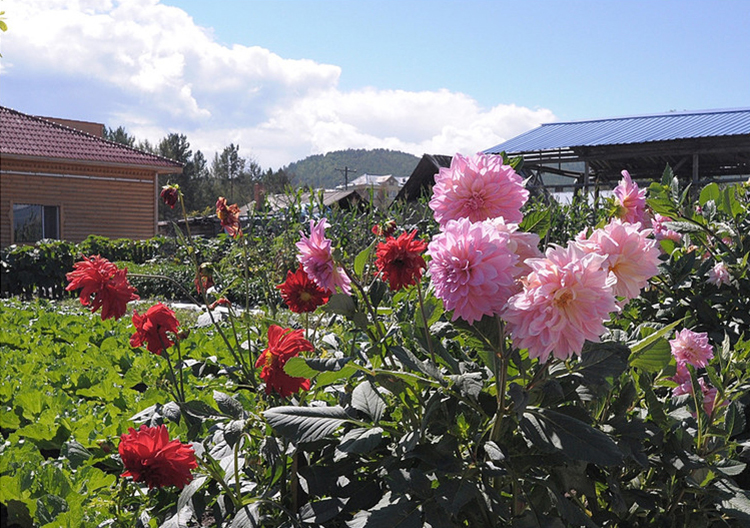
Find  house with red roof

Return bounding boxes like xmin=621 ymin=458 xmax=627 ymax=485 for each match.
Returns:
xmin=0 ymin=106 xmax=182 ymax=248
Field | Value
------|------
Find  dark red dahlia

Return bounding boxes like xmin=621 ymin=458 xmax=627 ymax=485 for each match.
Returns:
xmin=130 ymin=303 xmax=180 ymax=355
xmin=375 ymin=230 xmax=427 ymax=291
xmin=65 ymin=255 xmax=139 ymax=320
xmin=216 ymin=197 xmax=242 ymax=238
xmin=277 ymin=266 xmax=331 ymax=313
xmin=119 ymin=424 xmax=197 ymax=489
xmin=160 ymin=185 xmax=180 ymax=209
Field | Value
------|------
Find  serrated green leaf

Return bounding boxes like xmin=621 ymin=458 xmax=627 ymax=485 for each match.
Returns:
xmin=519 ymin=208 xmax=551 ymax=239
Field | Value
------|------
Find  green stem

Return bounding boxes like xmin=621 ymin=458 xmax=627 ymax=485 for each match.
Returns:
xmin=490 ymin=317 xmax=509 ymax=445
xmin=415 ymin=280 xmax=436 ymax=363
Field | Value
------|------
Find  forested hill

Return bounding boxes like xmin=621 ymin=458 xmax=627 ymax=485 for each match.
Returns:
xmin=285 ymin=149 xmax=421 ymax=189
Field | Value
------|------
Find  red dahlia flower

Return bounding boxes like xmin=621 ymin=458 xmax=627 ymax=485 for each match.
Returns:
xmin=255 ymin=325 xmax=313 ymax=398
xmin=130 ymin=303 xmax=180 ymax=355
xmin=160 ymin=184 xmax=180 ymax=209
xmin=66 ymin=255 xmax=139 ymax=320
xmin=216 ymin=197 xmax=242 ymax=238
xmin=375 ymin=230 xmax=428 ymax=291
xmin=119 ymin=424 xmax=197 ymax=489
xmin=194 ymin=262 xmax=215 ymax=294
xmin=277 ymin=266 xmax=331 ymax=313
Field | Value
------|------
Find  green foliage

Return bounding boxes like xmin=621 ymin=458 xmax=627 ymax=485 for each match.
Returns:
xmin=3 ymin=175 xmax=750 ymax=527
xmin=285 ymin=148 xmax=420 ymax=189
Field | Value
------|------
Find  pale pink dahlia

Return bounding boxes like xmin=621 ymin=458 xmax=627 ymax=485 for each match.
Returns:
xmin=577 ymin=219 xmax=661 ymax=301
xmin=669 ymin=328 xmax=713 ymax=368
xmin=698 ymin=378 xmax=724 ymax=416
xmin=429 ymin=153 xmax=528 ymax=227
xmin=486 ymin=217 xmax=543 ymax=280
xmin=427 ymin=218 xmax=518 ymax=324
xmin=296 ymin=219 xmax=351 ymax=295
xmin=651 ymin=214 xmax=682 ymax=242
xmin=707 ymin=262 xmax=731 ymax=287
xmin=670 ymin=362 xmax=692 ymax=397
xmin=614 ymin=170 xmax=648 ymax=225
xmin=503 ymin=243 xmax=618 ymax=363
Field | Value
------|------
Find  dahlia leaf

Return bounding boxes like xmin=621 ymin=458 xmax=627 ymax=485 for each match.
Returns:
xmin=521 ymin=408 xmax=623 ymax=466
xmin=352 ymin=381 xmax=385 ymax=422
xmin=263 ymin=405 xmax=351 ymax=444
xmin=355 ymin=240 xmax=376 ymax=278
xmin=629 ymin=320 xmax=681 ymax=372
xmin=231 ymin=503 xmax=260 ymax=528
xmin=213 ymin=390 xmax=244 ymax=419
xmin=519 ymin=208 xmax=552 ymax=239
xmin=299 ymin=498 xmax=350 ymax=525
xmin=336 ymin=427 xmax=384 ymax=458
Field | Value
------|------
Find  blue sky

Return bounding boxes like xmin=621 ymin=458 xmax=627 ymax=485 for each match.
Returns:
xmin=1 ymin=0 xmax=748 ymax=168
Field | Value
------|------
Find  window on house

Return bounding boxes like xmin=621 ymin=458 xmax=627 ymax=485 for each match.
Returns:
xmin=13 ymin=204 xmax=60 ymax=243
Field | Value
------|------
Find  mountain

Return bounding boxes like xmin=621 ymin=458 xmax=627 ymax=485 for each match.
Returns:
xmin=284 ymin=148 xmax=421 ymax=189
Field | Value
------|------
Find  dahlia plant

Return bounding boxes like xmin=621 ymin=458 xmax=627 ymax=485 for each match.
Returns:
xmin=47 ymin=162 xmax=750 ymax=527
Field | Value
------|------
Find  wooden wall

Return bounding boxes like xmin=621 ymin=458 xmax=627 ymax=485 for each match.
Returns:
xmin=1 ymin=158 xmax=158 ymax=247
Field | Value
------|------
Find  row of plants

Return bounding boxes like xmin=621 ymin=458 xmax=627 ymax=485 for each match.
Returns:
xmin=2 ymin=159 xmax=749 ymax=527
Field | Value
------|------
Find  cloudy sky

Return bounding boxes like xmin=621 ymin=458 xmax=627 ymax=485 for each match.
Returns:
xmin=1 ymin=0 xmax=748 ymax=169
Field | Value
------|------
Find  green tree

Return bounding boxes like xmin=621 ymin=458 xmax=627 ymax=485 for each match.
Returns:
xmin=103 ymin=125 xmax=136 ymax=147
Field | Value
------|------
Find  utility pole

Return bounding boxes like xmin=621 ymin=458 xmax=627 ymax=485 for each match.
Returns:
xmin=335 ymin=166 xmax=357 ymax=189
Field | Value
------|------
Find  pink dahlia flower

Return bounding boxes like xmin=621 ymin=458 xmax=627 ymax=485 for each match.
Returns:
xmin=698 ymin=378 xmax=724 ymax=416
xmin=429 ymin=153 xmax=528 ymax=227
xmin=577 ymin=219 xmax=661 ymax=301
xmin=296 ymin=219 xmax=351 ymax=295
xmin=651 ymin=214 xmax=682 ymax=242
xmin=486 ymin=218 xmax=543 ymax=280
xmin=427 ymin=218 xmax=518 ymax=324
xmin=670 ymin=362 xmax=692 ymax=397
xmin=707 ymin=262 xmax=731 ymax=286
xmin=669 ymin=328 xmax=713 ymax=368
xmin=503 ymin=243 xmax=618 ymax=363
xmin=613 ymin=170 xmax=648 ymax=225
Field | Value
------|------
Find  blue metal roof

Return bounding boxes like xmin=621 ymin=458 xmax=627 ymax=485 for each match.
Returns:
xmin=484 ymin=108 xmax=750 ymax=154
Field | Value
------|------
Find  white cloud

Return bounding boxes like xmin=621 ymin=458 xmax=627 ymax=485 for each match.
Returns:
xmin=4 ymin=0 xmax=554 ymax=168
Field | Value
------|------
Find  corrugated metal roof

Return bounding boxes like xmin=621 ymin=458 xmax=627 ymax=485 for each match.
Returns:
xmin=0 ymin=105 xmax=183 ymax=170
xmin=484 ymin=108 xmax=750 ymax=154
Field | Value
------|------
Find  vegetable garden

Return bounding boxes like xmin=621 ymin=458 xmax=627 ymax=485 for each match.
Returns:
xmin=1 ymin=156 xmax=749 ymax=528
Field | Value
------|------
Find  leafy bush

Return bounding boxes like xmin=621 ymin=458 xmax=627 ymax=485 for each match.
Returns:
xmin=2 ymin=172 xmax=750 ymax=527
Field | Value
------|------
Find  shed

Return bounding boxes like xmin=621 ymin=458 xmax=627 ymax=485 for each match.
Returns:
xmin=483 ymin=108 xmax=750 ymax=191
xmin=0 ymin=106 xmax=183 ymax=247
xmin=393 ymin=154 xmax=453 ymax=202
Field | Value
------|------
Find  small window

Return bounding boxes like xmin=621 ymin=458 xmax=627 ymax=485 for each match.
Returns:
xmin=13 ymin=204 xmax=60 ymax=243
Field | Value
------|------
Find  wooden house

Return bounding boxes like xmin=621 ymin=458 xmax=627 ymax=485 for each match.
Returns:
xmin=0 ymin=106 xmax=183 ymax=247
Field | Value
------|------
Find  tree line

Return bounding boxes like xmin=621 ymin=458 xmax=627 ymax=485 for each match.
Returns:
xmin=103 ymin=126 xmax=294 ymax=221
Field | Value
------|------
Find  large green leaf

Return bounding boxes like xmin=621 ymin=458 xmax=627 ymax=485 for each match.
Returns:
xmin=263 ymin=405 xmax=351 ymax=443
xmin=577 ymin=341 xmax=630 ymax=385
xmin=351 ymin=381 xmax=385 ymax=422
xmin=629 ymin=320 xmax=681 ymax=372
xmin=520 ymin=408 xmax=623 ymax=466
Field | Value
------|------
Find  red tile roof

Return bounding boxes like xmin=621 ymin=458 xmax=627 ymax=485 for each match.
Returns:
xmin=0 ymin=106 xmax=183 ymax=172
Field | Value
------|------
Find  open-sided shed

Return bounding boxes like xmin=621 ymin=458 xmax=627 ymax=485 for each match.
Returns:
xmin=483 ymin=108 xmax=750 ymax=191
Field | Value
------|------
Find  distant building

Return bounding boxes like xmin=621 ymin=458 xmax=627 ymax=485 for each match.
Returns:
xmin=483 ymin=108 xmax=750 ymax=193
xmin=0 ymin=106 xmax=182 ymax=247
xmin=340 ymin=173 xmax=402 ymax=208
xmin=393 ymin=154 xmax=453 ymax=202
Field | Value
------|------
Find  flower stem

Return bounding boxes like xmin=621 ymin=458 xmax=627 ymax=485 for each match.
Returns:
xmin=490 ymin=317 xmax=508 ymax=446
xmin=415 ymin=280 xmax=436 ymax=363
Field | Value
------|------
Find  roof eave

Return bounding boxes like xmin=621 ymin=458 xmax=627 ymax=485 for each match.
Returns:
xmin=0 ymin=153 xmax=184 ymax=174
